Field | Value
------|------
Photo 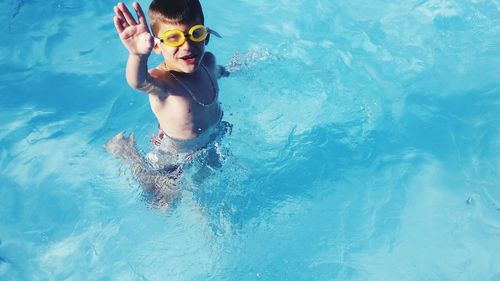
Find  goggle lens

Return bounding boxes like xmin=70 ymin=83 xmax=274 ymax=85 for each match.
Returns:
xmin=165 ymin=33 xmax=182 ymax=44
xmin=189 ymin=25 xmax=207 ymax=42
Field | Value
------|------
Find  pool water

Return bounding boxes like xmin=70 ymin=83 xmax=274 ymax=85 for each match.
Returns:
xmin=1 ymin=0 xmax=500 ymax=280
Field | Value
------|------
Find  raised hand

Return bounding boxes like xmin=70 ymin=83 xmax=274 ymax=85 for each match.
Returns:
xmin=113 ymin=2 xmax=153 ymax=56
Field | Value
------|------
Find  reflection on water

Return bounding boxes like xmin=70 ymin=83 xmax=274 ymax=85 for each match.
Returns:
xmin=0 ymin=0 xmax=499 ymax=279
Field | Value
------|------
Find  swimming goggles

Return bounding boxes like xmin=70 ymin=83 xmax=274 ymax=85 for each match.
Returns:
xmin=154 ymin=24 xmax=221 ymax=47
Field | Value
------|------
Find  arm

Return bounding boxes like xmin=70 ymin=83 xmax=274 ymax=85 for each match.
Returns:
xmin=216 ymin=65 xmax=230 ymax=79
xmin=113 ymin=2 xmax=165 ymax=95
xmin=126 ymin=55 xmax=166 ymax=95
xmin=126 ymin=54 xmax=149 ymax=89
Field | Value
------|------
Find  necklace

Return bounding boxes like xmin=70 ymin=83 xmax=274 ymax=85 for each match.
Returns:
xmin=165 ymin=62 xmax=217 ymax=107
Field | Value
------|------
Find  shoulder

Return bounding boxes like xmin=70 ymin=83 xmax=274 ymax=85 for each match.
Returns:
xmin=149 ymin=66 xmax=168 ymax=80
xmin=202 ymin=52 xmax=229 ymax=79
xmin=149 ymin=67 xmax=174 ymax=86
xmin=202 ymin=52 xmax=217 ymax=70
xmin=140 ymin=67 xmax=173 ymax=96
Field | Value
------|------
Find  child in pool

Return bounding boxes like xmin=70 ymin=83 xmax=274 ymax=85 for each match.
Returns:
xmin=106 ymin=0 xmax=230 ymax=203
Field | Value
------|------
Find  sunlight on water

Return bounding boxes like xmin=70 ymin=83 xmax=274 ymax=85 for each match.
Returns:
xmin=0 ymin=0 xmax=499 ymax=280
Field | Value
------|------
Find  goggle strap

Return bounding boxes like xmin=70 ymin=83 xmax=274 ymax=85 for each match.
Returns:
xmin=207 ymin=28 xmax=222 ymax=38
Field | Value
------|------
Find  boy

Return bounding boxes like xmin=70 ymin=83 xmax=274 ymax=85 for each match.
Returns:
xmin=106 ymin=0 xmax=230 ymax=200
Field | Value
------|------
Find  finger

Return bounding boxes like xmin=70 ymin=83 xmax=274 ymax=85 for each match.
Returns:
xmin=115 ymin=6 xmax=127 ymax=22
xmin=118 ymin=2 xmax=138 ymax=26
xmin=114 ymin=6 xmax=129 ymax=29
xmin=114 ymin=5 xmax=129 ymax=28
xmin=113 ymin=16 xmax=124 ymax=33
xmin=113 ymin=5 xmax=125 ymax=21
xmin=133 ymin=2 xmax=147 ymax=26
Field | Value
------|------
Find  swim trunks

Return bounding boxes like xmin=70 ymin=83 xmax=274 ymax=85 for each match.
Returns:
xmin=146 ymin=120 xmax=232 ymax=171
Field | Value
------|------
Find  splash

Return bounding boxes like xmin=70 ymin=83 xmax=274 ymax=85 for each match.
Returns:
xmin=225 ymin=47 xmax=273 ymax=73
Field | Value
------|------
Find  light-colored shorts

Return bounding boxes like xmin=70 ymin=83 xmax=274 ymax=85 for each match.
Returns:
xmin=146 ymin=121 xmax=232 ymax=171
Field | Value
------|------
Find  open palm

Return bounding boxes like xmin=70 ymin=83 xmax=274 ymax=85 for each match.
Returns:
xmin=113 ymin=2 xmax=153 ymax=56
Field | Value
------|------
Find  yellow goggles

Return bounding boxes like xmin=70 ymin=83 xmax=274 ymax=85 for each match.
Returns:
xmin=155 ymin=24 xmax=220 ymax=47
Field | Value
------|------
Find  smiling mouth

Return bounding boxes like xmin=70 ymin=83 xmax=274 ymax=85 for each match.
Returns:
xmin=180 ymin=54 xmax=197 ymax=60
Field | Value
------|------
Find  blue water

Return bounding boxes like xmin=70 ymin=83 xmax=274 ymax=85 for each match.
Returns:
xmin=1 ymin=0 xmax=500 ymax=280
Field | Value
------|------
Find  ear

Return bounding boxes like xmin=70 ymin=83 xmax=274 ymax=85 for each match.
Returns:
xmin=205 ymin=33 xmax=211 ymax=45
xmin=152 ymin=42 xmax=163 ymax=55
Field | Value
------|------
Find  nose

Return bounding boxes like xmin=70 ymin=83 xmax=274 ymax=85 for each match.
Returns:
xmin=180 ymin=37 xmax=203 ymax=53
xmin=179 ymin=37 xmax=192 ymax=50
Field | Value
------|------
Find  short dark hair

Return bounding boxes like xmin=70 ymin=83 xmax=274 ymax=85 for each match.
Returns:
xmin=149 ymin=0 xmax=204 ymax=36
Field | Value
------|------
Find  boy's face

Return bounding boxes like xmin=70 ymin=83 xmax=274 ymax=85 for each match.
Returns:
xmin=153 ymin=20 xmax=206 ymax=73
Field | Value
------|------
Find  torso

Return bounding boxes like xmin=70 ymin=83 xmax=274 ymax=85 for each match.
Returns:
xmin=148 ymin=56 xmax=222 ymax=140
